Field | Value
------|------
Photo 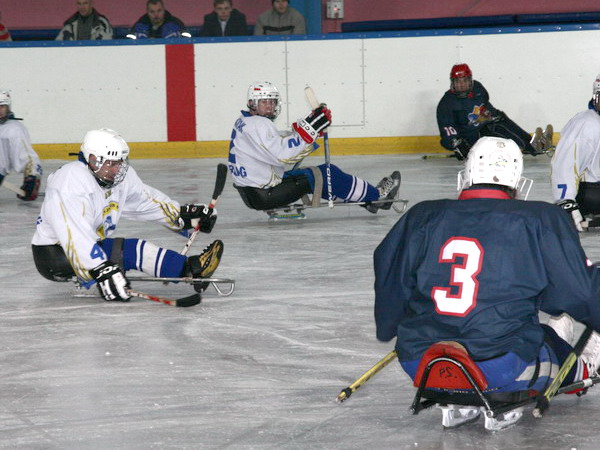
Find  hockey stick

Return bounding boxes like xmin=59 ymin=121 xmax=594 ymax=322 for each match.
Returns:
xmin=1 ymin=180 xmax=26 ymax=197
xmin=305 ymin=86 xmax=334 ymax=208
xmin=336 ymin=350 xmax=398 ymax=403
xmin=128 ymin=289 xmax=201 ymax=307
xmin=421 ymin=153 xmax=457 ymax=160
xmin=532 ymin=326 xmax=593 ymax=418
xmin=180 ymin=163 xmax=228 ymax=256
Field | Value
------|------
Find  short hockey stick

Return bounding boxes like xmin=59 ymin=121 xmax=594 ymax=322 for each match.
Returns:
xmin=180 ymin=163 xmax=228 ymax=256
xmin=421 ymin=153 xmax=457 ymax=160
xmin=128 ymin=289 xmax=201 ymax=307
xmin=1 ymin=180 xmax=26 ymax=197
xmin=305 ymin=86 xmax=334 ymax=208
xmin=533 ymin=326 xmax=593 ymax=418
xmin=336 ymin=350 xmax=398 ymax=403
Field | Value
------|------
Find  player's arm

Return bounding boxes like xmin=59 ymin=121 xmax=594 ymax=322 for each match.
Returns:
xmin=373 ymin=211 xmax=418 ymax=341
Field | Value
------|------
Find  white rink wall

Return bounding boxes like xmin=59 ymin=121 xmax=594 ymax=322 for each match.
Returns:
xmin=0 ymin=28 xmax=598 ymax=145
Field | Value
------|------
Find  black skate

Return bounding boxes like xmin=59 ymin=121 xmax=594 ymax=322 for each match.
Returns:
xmin=364 ymin=171 xmax=401 ymax=213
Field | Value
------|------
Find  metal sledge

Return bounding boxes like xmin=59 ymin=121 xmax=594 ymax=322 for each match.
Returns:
xmin=265 ymin=197 xmax=409 ymax=221
xmin=127 ymin=276 xmax=235 ymax=297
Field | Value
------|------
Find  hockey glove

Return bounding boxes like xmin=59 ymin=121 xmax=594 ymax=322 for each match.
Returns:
xmin=180 ymin=203 xmax=217 ymax=233
xmin=89 ymin=260 xmax=131 ymax=302
xmin=292 ymin=105 xmax=332 ymax=144
xmin=18 ymin=175 xmax=40 ymax=201
xmin=450 ymin=137 xmax=470 ymax=161
xmin=557 ymin=199 xmax=584 ymax=232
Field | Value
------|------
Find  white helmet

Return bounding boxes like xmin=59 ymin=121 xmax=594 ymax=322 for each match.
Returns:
xmin=0 ymin=89 xmax=11 ymax=107
xmin=247 ymin=81 xmax=281 ymax=119
xmin=81 ymin=128 xmax=130 ymax=188
xmin=458 ymin=137 xmax=532 ymax=198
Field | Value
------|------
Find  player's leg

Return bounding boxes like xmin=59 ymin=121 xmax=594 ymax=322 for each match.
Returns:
xmin=480 ymin=115 xmax=539 ymax=155
xmin=101 ymin=238 xmax=223 ymax=281
xmin=31 ymin=244 xmax=76 ymax=281
xmin=234 ymin=175 xmax=312 ymax=210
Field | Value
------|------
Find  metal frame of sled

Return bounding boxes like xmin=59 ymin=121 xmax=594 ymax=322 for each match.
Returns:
xmin=265 ymin=198 xmax=409 ymax=221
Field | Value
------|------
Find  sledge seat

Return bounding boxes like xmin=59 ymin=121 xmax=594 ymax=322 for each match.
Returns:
xmin=410 ymin=341 xmax=536 ymax=419
xmin=233 ymin=167 xmax=323 ymax=212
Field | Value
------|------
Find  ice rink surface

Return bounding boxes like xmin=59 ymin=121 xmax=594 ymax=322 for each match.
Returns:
xmin=2 ymin=154 xmax=600 ymax=449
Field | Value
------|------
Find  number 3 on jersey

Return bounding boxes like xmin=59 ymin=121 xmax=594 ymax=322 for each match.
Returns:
xmin=431 ymin=237 xmax=483 ymax=316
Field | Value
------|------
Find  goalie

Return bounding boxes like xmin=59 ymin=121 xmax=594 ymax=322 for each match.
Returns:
xmin=229 ymin=81 xmax=400 ymax=213
xmin=31 ymin=128 xmax=223 ymax=302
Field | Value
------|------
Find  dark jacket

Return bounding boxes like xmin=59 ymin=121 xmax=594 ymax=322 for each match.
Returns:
xmin=436 ymin=80 xmax=500 ymax=150
xmin=374 ymin=186 xmax=600 ymax=363
xmin=56 ymin=9 xmax=113 ymax=40
xmin=200 ymin=9 xmax=249 ymax=37
xmin=131 ymin=11 xmax=188 ymax=39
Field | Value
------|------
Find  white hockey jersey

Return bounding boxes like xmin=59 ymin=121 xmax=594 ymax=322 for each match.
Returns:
xmin=228 ymin=111 xmax=316 ymax=188
xmin=551 ymin=109 xmax=600 ymax=202
xmin=0 ymin=119 xmax=42 ymax=177
xmin=32 ymin=161 xmax=182 ymax=281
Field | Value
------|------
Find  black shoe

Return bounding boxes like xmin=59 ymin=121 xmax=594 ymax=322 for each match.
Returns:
xmin=365 ymin=171 xmax=401 ymax=213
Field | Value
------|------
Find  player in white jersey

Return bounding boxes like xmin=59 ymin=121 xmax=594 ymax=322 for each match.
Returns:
xmin=31 ymin=128 xmax=223 ymax=302
xmin=229 ymin=81 xmax=401 ymax=213
xmin=0 ymin=89 xmax=43 ymax=200
xmin=551 ymin=74 xmax=600 ymax=231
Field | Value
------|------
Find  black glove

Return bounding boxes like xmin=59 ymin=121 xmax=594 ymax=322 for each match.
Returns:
xmin=89 ymin=260 xmax=131 ymax=302
xmin=557 ymin=199 xmax=584 ymax=232
xmin=450 ymin=137 xmax=470 ymax=161
xmin=180 ymin=203 xmax=217 ymax=233
xmin=18 ymin=175 xmax=40 ymax=201
xmin=292 ymin=105 xmax=332 ymax=144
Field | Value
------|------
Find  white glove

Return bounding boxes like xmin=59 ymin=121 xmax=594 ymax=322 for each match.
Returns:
xmin=557 ymin=199 xmax=584 ymax=232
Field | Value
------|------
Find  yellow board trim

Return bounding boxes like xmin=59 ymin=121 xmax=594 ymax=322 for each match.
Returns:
xmin=34 ymin=136 xmax=447 ymax=159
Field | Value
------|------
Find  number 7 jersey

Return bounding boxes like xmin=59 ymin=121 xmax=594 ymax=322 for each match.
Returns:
xmin=373 ymin=188 xmax=600 ymax=363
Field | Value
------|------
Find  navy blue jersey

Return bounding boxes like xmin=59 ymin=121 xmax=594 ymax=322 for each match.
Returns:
xmin=436 ymin=80 xmax=499 ymax=150
xmin=374 ymin=187 xmax=600 ymax=363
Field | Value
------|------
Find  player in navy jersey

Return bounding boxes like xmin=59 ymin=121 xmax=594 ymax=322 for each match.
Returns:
xmin=374 ymin=136 xmax=600 ymax=426
xmin=436 ymin=63 xmax=550 ymax=159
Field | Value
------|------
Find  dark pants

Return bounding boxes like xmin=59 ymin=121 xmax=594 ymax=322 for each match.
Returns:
xmin=480 ymin=115 xmax=537 ymax=155
xmin=576 ymin=182 xmax=600 ymax=216
xmin=234 ymin=175 xmax=312 ymax=211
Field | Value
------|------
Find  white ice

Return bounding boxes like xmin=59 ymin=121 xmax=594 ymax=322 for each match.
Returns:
xmin=1 ymin=154 xmax=599 ymax=449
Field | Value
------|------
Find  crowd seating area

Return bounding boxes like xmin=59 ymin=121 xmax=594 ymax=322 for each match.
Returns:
xmin=6 ymin=11 xmax=600 ymax=41
xmin=341 ymin=11 xmax=600 ymax=33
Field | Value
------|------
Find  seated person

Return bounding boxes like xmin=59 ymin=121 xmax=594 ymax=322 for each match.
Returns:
xmin=229 ymin=81 xmax=400 ymax=213
xmin=129 ymin=0 xmax=190 ymax=39
xmin=436 ymin=63 xmax=551 ymax=159
xmin=374 ymin=136 xmax=600 ymax=428
xmin=551 ymin=74 xmax=600 ymax=231
xmin=254 ymin=0 xmax=305 ymax=36
xmin=56 ymin=0 xmax=113 ymax=40
xmin=200 ymin=0 xmax=249 ymax=37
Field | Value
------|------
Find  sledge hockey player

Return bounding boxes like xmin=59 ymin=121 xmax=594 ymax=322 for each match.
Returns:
xmin=229 ymin=81 xmax=400 ymax=213
xmin=436 ymin=63 xmax=552 ymax=160
xmin=0 ymin=89 xmax=43 ymax=200
xmin=31 ymin=128 xmax=223 ymax=302
xmin=374 ymin=136 xmax=600 ymax=430
xmin=551 ymin=74 xmax=600 ymax=231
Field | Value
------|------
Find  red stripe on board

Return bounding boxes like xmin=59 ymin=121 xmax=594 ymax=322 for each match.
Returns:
xmin=165 ymin=44 xmax=196 ymax=141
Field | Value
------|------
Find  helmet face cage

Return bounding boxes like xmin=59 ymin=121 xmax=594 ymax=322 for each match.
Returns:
xmin=593 ymin=75 xmax=600 ymax=112
xmin=457 ymin=137 xmax=532 ymax=199
xmin=247 ymin=82 xmax=281 ymax=119
xmin=81 ymin=128 xmax=131 ymax=188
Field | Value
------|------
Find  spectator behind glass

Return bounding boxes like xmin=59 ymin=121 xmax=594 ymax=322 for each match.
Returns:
xmin=200 ymin=0 xmax=249 ymax=37
xmin=254 ymin=0 xmax=306 ymax=35
xmin=128 ymin=0 xmax=191 ymax=39
xmin=56 ymin=0 xmax=114 ymax=40
xmin=0 ymin=11 xmax=12 ymax=41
